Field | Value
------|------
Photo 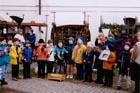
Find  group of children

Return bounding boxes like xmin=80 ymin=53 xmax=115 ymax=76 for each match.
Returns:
xmin=0 ymin=32 xmax=139 ymax=92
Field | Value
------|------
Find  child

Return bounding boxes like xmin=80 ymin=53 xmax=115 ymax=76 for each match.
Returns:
xmin=0 ymin=37 xmax=10 ymax=85
xmin=34 ymin=39 xmax=48 ymax=78
xmin=9 ymin=38 xmax=22 ymax=81
xmin=66 ymin=37 xmax=75 ymax=79
xmin=55 ymin=40 xmax=67 ymax=74
xmin=83 ymin=42 xmax=94 ymax=82
xmin=131 ymin=32 xmax=140 ymax=93
xmin=72 ymin=36 xmax=86 ymax=80
xmin=103 ymin=44 xmax=116 ymax=87
xmin=22 ymin=40 xmax=33 ymax=79
xmin=117 ymin=42 xmax=131 ymax=90
xmin=46 ymin=40 xmax=55 ymax=75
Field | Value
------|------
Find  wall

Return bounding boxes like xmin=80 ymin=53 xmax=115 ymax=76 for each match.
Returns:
xmin=1 ymin=0 xmax=140 ymax=42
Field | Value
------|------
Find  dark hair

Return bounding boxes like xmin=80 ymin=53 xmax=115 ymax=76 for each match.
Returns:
xmin=108 ymin=44 xmax=115 ymax=52
xmin=38 ymin=39 xmax=45 ymax=43
xmin=30 ymin=29 xmax=33 ymax=33
xmin=0 ymin=37 xmax=5 ymax=41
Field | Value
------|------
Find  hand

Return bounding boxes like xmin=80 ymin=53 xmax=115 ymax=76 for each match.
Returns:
xmin=83 ymin=60 xmax=86 ymax=63
xmin=127 ymin=68 xmax=130 ymax=71
xmin=47 ymin=54 xmax=50 ymax=58
xmin=41 ymin=47 xmax=44 ymax=51
xmin=16 ymin=55 xmax=19 ymax=58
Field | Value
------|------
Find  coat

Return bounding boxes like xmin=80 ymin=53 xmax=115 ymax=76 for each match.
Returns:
xmin=9 ymin=45 xmax=22 ymax=65
xmin=0 ymin=45 xmax=10 ymax=66
xmin=72 ymin=44 xmax=86 ymax=64
xmin=33 ymin=45 xmax=48 ymax=61
xmin=65 ymin=44 xmax=75 ymax=64
xmin=22 ymin=47 xmax=33 ymax=63
xmin=82 ymin=50 xmax=94 ymax=64
xmin=25 ymin=33 xmax=36 ymax=49
xmin=118 ymin=50 xmax=131 ymax=75
xmin=103 ymin=51 xmax=116 ymax=70
xmin=54 ymin=46 xmax=67 ymax=65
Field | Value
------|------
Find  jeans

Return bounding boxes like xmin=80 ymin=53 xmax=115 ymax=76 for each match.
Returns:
xmin=117 ymin=74 xmax=131 ymax=88
xmin=56 ymin=64 xmax=65 ymax=74
xmin=0 ymin=64 xmax=7 ymax=80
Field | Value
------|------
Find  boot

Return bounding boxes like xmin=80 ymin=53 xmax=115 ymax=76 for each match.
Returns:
xmin=1 ymin=79 xmax=8 ymax=85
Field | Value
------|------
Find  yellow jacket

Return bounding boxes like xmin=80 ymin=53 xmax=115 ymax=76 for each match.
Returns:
xmin=72 ymin=44 xmax=86 ymax=64
xmin=9 ymin=46 xmax=22 ymax=65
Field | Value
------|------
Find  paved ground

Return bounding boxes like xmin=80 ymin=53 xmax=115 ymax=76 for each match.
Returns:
xmin=1 ymin=64 xmax=130 ymax=93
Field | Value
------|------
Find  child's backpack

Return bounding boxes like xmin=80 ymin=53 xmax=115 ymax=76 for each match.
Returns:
xmin=0 ymin=48 xmax=4 ymax=57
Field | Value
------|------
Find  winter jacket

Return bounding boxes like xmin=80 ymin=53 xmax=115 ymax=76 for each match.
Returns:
xmin=33 ymin=46 xmax=48 ymax=61
xmin=82 ymin=50 xmax=94 ymax=64
xmin=72 ymin=44 xmax=86 ymax=64
xmin=25 ymin=33 xmax=36 ymax=49
xmin=103 ymin=51 xmax=116 ymax=70
xmin=118 ymin=50 xmax=131 ymax=75
xmin=54 ymin=46 xmax=67 ymax=65
xmin=9 ymin=45 xmax=22 ymax=65
xmin=115 ymin=35 xmax=130 ymax=60
xmin=22 ymin=47 xmax=33 ymax=63
xmin=0 ymin=45 xmax=10 ymax=66
xmin=47 ymin=46 xmax=55 ymax=62
xmin=65 ymin=44 xmax=75 ymax=64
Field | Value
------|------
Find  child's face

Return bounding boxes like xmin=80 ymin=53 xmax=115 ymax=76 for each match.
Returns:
xmin=58 ymin=42 xmax=63 ymax=47
xmin=1 ymin=39 xmax=6 ymax=45
xmin=137 ymin=35 xmax=140 ymax=41
xmin=69 ymin=40 xmax=73 ymax=44
xmin=124 ymin=45 xmax=130 ymax=51
xmin=14 ymin=41 xmax=19 ymax=45
xmin=48 ymin=42 xmax=53 ymax=46
xmin=25 ymin=43 xmax=31 ymax=47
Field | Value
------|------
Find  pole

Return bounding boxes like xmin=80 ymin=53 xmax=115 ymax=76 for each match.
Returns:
xmin=39 ymin=0 xmax=41 ymax=15
xmin=45 ymin=15 xmax=49 ymax=42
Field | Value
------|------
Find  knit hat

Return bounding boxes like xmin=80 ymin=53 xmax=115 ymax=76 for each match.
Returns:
xmin=38 ymin=39 xmax=45 ymax=43
xmin=25 ymin=40 xmax=31 ymax=44
xmin=69 ymin=37 xmax=74 ymax=41
xmin=87 ymin=42 xmax=94 ymax=48
xmin=78 ymin=36 xmax=84 ymax=43
xmin=12 ymin=38 xmax=20 ymax=42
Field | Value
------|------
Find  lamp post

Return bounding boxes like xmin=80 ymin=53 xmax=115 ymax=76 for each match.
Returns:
xmin=45 ymin=15 xmax=49 ymax=42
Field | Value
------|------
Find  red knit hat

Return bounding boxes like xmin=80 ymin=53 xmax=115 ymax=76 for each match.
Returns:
xmin=12 ymin=38 xmax=20 ymax=42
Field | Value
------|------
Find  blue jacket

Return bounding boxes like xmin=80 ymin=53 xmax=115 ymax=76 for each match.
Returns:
xmin=83 ymin=51 xmax=94 ymax=64
xmin=65 ymin=44 xmax=75 ymax=64
xmin=26 ymin=34 xmax=36 ymax=49
xmin=0 ymin=45 xmax=10 ymax=66
xmin=22 ymin=47 xmax=33 ymax=63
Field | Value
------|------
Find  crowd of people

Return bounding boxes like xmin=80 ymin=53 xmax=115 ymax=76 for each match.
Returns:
xmin=0 ymin=28 xmax=140 ymax=93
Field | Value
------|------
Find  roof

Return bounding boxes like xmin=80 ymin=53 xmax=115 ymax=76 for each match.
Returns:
xmin=56 ymin=24 xmax=85 ymax=28
xmin=0 ymin=21 xmax=47 ymax=27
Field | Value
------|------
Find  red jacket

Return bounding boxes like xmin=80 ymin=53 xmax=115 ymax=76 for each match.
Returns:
xmin=34 ymin=46 xmax=48 ymax=61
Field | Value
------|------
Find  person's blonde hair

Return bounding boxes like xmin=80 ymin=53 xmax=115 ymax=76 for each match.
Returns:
xmin=136 ymin=31 xmax=140 ymax=37
xmin=98 ymin=33 xmax=104 ymax=37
